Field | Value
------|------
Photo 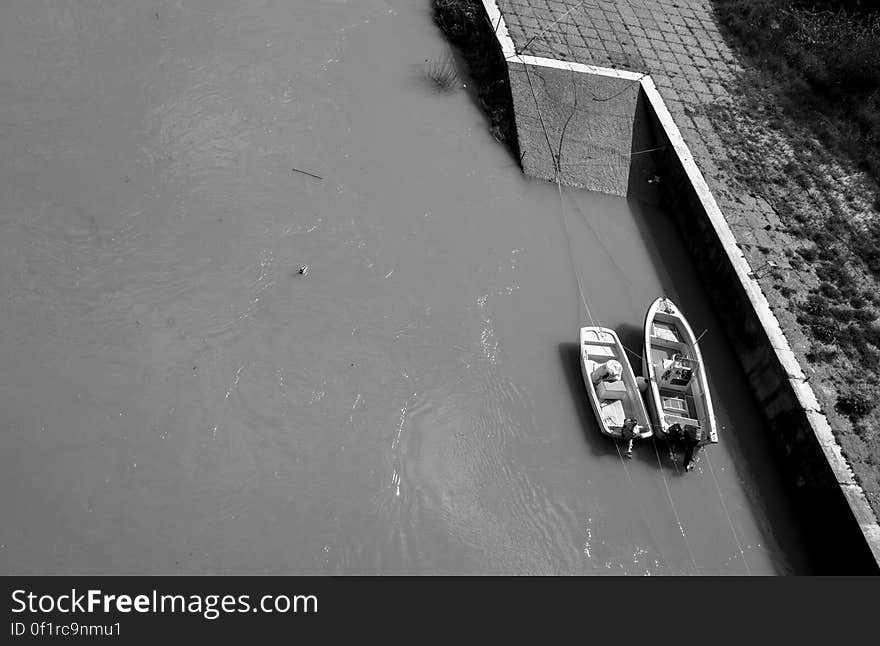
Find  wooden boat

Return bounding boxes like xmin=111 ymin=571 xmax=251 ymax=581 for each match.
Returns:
xmin=642 ymin=297 xmax=718 ymax=447
xmin=580 ymin=326 xmax=652 ymax=440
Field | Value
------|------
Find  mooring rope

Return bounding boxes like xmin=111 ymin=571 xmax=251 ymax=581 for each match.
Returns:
xmin=552 ymin=69 xmax=597 ymax=326
xmin=517 ymin=59 xmax=690 ymax=574
xmin=505 ymin=0 xmax=761 ymax=578
xmin=554 ymin=155 xmax=598 ymax=328
xmin=540 ymin=61 xmax=702 ymax=576
xmin=621 ymin=343 xmax=644 ymax=362
xmin=651 ymin=435 xmax=701 ymax=575
xmin=614 ymin=439 xmax=676 ymax=575
xmin=519 ymin=60 xmax=557 ymax=179
xmin=705 ymin=452 xmax=752 ymax=575
xmin=521 ymin=58 xmax=596 ymax=326
xmin=520 ymin=0 xmax=597 ymax=54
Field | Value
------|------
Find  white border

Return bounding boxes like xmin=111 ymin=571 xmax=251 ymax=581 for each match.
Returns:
xmin=482 ymin=0 xmax=517 ymax=59
xmin=516 ymin=55 xmax=645 ymax=81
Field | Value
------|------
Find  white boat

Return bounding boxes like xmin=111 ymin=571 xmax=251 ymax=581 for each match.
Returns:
xmin=642 ymin=297 xmax=718 ymax=447
xmin=580 ymin=326 xmax=652 ymax=441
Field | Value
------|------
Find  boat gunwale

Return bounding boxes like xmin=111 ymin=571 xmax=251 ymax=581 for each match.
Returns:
xmin=580 ymin=325 xmax=653 ymax=440
xmin=643 ymin=297 xmax=718 ymax=444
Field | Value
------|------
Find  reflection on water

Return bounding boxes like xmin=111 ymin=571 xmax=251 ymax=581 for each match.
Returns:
xmin=0 ymin=0 xmax=814 ymax=574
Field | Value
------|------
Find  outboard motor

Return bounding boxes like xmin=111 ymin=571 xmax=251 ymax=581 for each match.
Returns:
xmin=684 ymin=424 xmax=703 ymax=445
xmin=659 ymin=355 xmax=694 ymax=389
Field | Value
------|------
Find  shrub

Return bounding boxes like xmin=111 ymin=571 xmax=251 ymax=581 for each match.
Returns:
xmin=816 ymin=261 xmax=857 ymax=293
xmin=836 ymin=383 xmax=879 ymax=419
xmin=851 ymin=220 xmax=880 ymax=278
xmin=809 ymin=318 xmax=840 ymax=343
xmin=829 ymin=305 xmax=858 ymax=323
xmin=855 ymin=308 xmax=879 ymax=323
xmin=818 ymin=282 xmax=841 ymax=299
xmin=797 ymin=245 xmax=819 ymax=262
xmin=865 ymin=323 xmax=880 ymax=348
xmin=817 ymin=245 xmax=838 ymax=262
xmin=714 ymin=0 xmax=880 ymax=193
xmin=802 ymin=293 xmax=830 ymax=315
xmin=806 ymin=347 xmax=838 ymax=362
xmin=433 ymin=0 xmax=483 ymax=41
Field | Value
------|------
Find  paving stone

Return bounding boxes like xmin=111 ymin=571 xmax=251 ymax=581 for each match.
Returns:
xmin=497 ymin=0 xmax=782 ymax=256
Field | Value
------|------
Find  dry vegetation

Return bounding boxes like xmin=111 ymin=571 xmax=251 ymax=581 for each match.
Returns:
xmin=710 ymin=0 xmax=880 ymax=512
xmin=432 ymin=0 xmax=519 ymax=149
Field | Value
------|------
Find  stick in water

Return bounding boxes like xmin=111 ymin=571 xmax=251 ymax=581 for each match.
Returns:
xmin=694 ymin=329 xmax=708 ymax=345
xmin=291 ymin=167 xmax=323 ymax=180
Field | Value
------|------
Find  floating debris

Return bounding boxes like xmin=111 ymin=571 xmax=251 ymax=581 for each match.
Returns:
xmin=291 ymin=167 xmax=323 ymax=180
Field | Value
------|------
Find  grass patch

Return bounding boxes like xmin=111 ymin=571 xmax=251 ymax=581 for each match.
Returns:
xmin=714 ymin=1 xmax=880 ymax=174
xmin=836 ymin=382 xmax=879 ymax=420
xmin=713 ymin=1 xmax=880 ymax=281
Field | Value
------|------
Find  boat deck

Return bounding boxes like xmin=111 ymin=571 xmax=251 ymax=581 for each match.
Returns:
xmin=650 ymin=330 xmax=700 ymax=428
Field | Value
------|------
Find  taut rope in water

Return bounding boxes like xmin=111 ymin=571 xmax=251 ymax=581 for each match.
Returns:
xmin=520 ymin=58 xmax=596 ymax=325
xmin=517 ymin=60 xmax=687 ymax=573
xmin=651 ymin=435 xmax=701 ymax=575
xmin=505 ymin=2 xmax=762 ymax=577
xmin=705 ymin=452 xmax=752 ymax=575
xmin=614 ymin=439 xmax=676 ymax=574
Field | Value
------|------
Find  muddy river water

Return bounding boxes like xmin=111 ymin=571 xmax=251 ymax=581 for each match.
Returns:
xmin=0 ymin=0 xmax=817 ymax=574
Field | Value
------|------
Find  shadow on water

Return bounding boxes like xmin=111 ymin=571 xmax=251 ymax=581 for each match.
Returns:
xmin=558 ymin=338 xmax=683 ymax=481
xmin=626 ymin=197 xmax=849 ymax=572
xmin=615 ymin=321 xmax=646 ymax=376
xmin=431 ymin=1 xmax=521 ymax=163
xmin=591 ymin=322 xmax=690 ymax=477
xmin=557 ymin=342 xmax=620 ymax=460
xmin=634 ymin=436 xmax=689 ymax=479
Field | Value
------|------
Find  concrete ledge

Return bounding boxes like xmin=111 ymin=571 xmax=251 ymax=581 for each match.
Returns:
xmin=506 ymin=60 xmax=640 ymax=195
xmin=479 ymin=0 xmax=880 ymax=571
xmin=639 ymin=68 xmax=880 ymax=571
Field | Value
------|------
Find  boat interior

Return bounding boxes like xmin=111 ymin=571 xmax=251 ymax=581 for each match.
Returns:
xmin=649 ymin=318 xmax=705 ymax=429
xmin=583 ymin=331 xmax=642 ymax=433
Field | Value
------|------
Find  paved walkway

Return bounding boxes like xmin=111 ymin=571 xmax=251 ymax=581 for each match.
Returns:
xmin=495 ymin=0 xmax=795 ymax=309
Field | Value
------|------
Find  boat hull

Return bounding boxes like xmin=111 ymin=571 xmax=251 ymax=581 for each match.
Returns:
xmin=642 ymin=297 xmax=718 ymax=445
xmin=580 ymin=326 xmax=652 ymax=440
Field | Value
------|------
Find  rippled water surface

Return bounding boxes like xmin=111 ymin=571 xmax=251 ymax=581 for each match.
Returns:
xmin=0 ymin=0 xmax=816 ymax=574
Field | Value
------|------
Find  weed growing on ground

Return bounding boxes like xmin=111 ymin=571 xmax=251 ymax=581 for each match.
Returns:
xmin=715 ymin=1 xmax=880 ymax=287
xmin=836 ymin=382 xmax=880 ymax=420
xmin=715 ymin=0 xmax=880 ymax=189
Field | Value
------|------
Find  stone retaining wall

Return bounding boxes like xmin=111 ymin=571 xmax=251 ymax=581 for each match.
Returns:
xmin=640 ymin=86 xmax=880 ymax=571
xmin=506 ymin=59 xmax=640 ymax=195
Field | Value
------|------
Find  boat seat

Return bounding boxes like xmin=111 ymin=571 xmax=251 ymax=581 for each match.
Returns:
xmin=601 ymin=399 xmax=625 ymax=429
xmin=651 ymin=335 xmax=686 ymax=353
xmin=661 ymin=396 xmax=688 ymax=415
xmin=596 ymin=379 xmax=626 ymax=401
xmin=652 ymin=321 xmax=680 ymax=343
xmin=664 ymin=413 xmax=700 ymax=429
